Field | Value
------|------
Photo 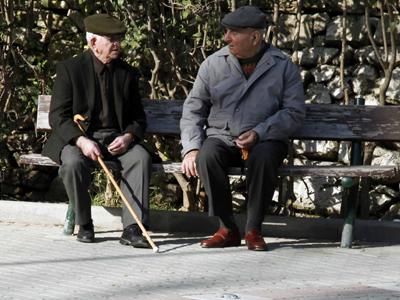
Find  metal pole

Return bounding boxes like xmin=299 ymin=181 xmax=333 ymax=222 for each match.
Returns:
xmin=340 ymin=97 xmax=364 ymax=248
xmin=60 ymin=168 xmax=76 ymax=235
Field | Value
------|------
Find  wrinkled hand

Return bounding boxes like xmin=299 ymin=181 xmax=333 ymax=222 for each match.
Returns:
xmin=76 ymin=136 xmax=103 ymax=161
xmin=182 ymin=150 xmax=199 ymax=178
xmin=108 ymin=134 xmax=133 ymax=155
xmin=236 ymin=130 xmax=259 ymax=151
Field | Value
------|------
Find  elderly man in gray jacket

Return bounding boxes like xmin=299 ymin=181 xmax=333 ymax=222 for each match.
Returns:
xmin=180 ymin=6 xmax=305 ymax=251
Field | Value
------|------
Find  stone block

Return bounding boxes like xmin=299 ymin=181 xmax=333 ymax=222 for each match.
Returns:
xmin=326 ymin=15 xmax=370 ymax=48
xmin=374 ymin=15 xmax=400 ymax=46
xmin=298 ymin=47 xmax=339 ymax=67
xmin=313 ymin=13 xmax=330 ymax=35
xmin=369 ymin=192 xmax=393 ymax=213
xmin=293 ymin=176 xmax=343 ymax=216
xmin=311 ymin=65 xmax=337 ymax=83
xmin=294 ymin=140 xmax=339 ymax=161
xmin=305 ymin=83 xmax=332 ymax=104
xmin=276 ymin=14 xmax=313 ymax=49
xmin=385 ymin=68 xmax=400 ymax=101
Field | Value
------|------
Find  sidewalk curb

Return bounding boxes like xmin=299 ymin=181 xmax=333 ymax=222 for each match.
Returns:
xmin=1 ymin=200 xmax=400 ymax=242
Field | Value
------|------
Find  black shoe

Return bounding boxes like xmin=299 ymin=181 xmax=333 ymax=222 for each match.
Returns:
xmin=120 ymin=224 xmax=150 ymax=248
xmin=76 ymin=221 xmax=95 ymax=243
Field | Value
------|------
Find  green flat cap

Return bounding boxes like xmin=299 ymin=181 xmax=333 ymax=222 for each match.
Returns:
xmin=84 ymin=14 xmax=127 ymax=35
xmin=221 ymin=6 xmax=266 ymax=29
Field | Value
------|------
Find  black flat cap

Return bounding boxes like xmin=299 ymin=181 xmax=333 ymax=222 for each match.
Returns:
xmin=84 ymin=14 xmax=127 ymax=35
xmin=221 ymin=6 xmax=266 ymax=29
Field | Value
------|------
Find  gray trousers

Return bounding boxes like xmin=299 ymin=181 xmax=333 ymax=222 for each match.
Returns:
xmin=196 ymin=137 xmax=287 ymax=231
xmin=60 ymin=131 xmax=152 ymax=229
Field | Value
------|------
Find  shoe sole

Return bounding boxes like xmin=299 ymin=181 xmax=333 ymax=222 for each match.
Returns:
xmin=245 ymin=241 xmax=268 ymax=251
xmin=248 ymin=247 xmax=268 ymax=251
xmin=201 ymin=240 xmax=241 ymax=248
xmin=77 ymin=237 xmax=95 ymax=243
xmin=120 ymin=238 xmax=150 ymax=248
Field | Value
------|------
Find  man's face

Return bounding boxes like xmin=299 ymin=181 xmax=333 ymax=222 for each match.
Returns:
xmin=93 ymin=35 xmax=123 ymax=63
xmin=224 ymin=28 xmax=256 ymax=59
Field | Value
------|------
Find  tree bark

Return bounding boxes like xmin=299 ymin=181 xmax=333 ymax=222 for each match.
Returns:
xmin=340 ymin=0 xmax=350 ymax=104
xmin=292 ymin=0 xmax=303 ymax=66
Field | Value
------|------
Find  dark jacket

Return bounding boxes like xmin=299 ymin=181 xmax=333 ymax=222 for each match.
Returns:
xmin=42 ymin=50 xmax=147 ymax=165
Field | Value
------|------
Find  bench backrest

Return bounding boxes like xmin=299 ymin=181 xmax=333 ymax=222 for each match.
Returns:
xmin=37 ymin=95 xmax=400 ymax=142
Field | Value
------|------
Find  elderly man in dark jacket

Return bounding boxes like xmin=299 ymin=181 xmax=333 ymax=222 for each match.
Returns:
xmin=180 ymin=6 xmax=305 ymax=251
xmin=42 ymin=14 xmax=152 ymax=247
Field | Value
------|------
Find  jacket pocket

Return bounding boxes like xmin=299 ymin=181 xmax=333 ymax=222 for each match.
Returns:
xmin=207 ymin=117 xmax=229 ymax=130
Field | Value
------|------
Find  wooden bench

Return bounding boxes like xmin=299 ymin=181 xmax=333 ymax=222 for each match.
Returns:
xmin=20 ymin=95 xmax=400 ymax=247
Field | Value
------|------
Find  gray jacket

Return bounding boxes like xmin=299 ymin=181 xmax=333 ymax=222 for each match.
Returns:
xmin=180 ymin=44 xmax=305 ymax=157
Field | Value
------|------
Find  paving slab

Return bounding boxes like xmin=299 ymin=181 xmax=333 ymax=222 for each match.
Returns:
xmin=1 ymin=221 xmax=400 ymax=300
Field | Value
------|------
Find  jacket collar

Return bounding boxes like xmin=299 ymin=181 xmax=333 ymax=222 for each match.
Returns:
xmin=217 ymin=44 xmax=286 ymax=98
xmin=217 ymin=43 xmax=285 ymax=60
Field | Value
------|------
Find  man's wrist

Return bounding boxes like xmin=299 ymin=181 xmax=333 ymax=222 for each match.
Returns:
xmin=125 ymin=132 xmax=135 ymax=142
xmin=73 ymin=136 xmax=85 ymax=147
xmin=253 ymin=131 xmax=259 ymax=143
xmin=184 ymin=149 xmax=199 ymax=158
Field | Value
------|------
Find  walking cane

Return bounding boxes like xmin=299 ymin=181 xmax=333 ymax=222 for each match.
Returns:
xmin=73 ymin=114 xmax=159 ymax=253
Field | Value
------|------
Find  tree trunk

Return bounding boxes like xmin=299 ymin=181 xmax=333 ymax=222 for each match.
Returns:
xmin=292 ymin=0 xmax=303 ymax=66
xmin=340 ymin=0 xmax=350 ymax=104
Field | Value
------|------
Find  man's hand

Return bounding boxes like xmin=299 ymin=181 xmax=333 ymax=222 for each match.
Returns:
xmin=76 ymin=136 xmax=103 ymax=161
xmin=182 ymin=150 xmax=199 ymax=178
xmin=236 ymin=130 xmax=259 ymax=151
xmin=108 ymin=134 xmax=133 ymax=155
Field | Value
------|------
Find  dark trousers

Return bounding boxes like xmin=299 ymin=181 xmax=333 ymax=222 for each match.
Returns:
xmin=60 ymin=131 xmax=152 ymax=229
xmin=196 ymin=137 xmax=287 ymax=231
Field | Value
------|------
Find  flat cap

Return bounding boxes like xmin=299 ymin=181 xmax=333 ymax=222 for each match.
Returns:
xmin=221 ymin=6 xmax=266 ymax=30
xmin=84 ymin=14 xmax=127 ymax=35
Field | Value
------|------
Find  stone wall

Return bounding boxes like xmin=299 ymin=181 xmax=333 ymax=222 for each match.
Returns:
xmin=259 ymin=1 xmax=400 ymax=220
xmin=2 ymin=0 xmax=400 ymax=220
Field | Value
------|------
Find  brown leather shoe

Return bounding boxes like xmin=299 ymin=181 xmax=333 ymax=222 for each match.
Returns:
xmin=200 ymin=228 xmax=241 ymax=248
xmin=245 ymin=230 xmax=268 ymax=251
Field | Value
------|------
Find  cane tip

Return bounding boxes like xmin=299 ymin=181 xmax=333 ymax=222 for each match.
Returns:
xmin=153 ymin=246 xmax=159 ymax=253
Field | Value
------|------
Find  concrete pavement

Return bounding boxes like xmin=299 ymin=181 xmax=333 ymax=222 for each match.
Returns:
xmin=1 ymin=219 xmax=400 ymax=300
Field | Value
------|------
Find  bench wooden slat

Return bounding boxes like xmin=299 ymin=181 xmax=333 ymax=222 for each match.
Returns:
xmin=292 ymin=104 xmax=400 ymax=142
xmin=279 ymin=165 xmax=400 ymax=178
xmin=37 ymin=95 xmax=184 ymax=135
xmin=19 ymin=153 xmax=400 ymax=178
xmin=36 ymin=95 xmax=52 ymax=131
xmin=37 ymin=95 xmax=400 ymax=141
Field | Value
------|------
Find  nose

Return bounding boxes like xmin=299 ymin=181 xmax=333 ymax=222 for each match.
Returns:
xmin=224 ymin=32 xmax=231 ymax=43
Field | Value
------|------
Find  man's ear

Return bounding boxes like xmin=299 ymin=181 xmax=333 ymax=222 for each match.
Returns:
xmin=252 ymin=31 xmax=261 ymax=45
xmin=90 ymin=37 xmax=97 ymax=50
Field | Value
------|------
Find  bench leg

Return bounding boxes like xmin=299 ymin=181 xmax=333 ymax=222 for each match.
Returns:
xmin=63 ymin=202 xmax=76 ymax=235
xmin=340 ymin=180 xmax=359 ymax=248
